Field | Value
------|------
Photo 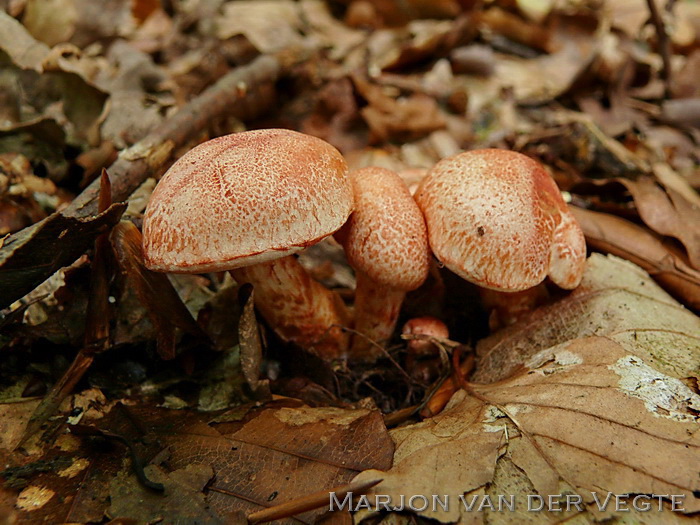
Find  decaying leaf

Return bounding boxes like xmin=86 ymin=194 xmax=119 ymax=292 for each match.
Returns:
xmin=238 ymin=285 xmax=271 ymax=400
xmin=616 ymin=177 xmax=700 ymax=270
xmin=570 ymin=206 xmax=700 ymax=310
xmin=475 ymin=254 xmax=699 ymax=382
xmin=108 ymin=464 xmax=220 ymax=524
xmin=354 ymin=76 xmax=447 ymax=144
xmin=491 ymin=16 xmax=599 ymax=104
xmin=0 ymin=202 xmax=126 ymax=310
xmin=164 ymin=404 xmax=394 ymax=522
xmin=110 ymin=220 xmax=208 ymax=360
xmin=215 ymin=0 xmax=304 ymax=53
xmin=354 ymin=256 xmax=699 ymax=523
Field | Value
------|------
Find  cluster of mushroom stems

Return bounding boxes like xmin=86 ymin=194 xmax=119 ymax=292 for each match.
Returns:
xmin=142 ymin=129 xmax=586 ymax=364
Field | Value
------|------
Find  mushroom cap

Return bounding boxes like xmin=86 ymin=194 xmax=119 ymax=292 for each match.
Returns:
xmin=143 ymin=129 xmax=353 ymax=273
xmin=337 ymin=166 xmax=430 ymax=291
xmin=415 ymin=149 xmax=586 ymax=291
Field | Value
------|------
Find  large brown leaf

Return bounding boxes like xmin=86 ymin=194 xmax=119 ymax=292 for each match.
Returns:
xmin=570 ymin=205 xmax=700 ymax=310
xmin=164 ymin=405 xmax=394 ymax=523
xmin=616 ymin=176 xmax=700 ymax=271
xmin=354 ymin=254 xmax=700 ymax=523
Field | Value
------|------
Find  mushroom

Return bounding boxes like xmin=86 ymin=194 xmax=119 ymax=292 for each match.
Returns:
xmin=336 ymin=166 xmax=430 ymax=361
xmin=402 ymin=316 xmax=450 ymax=382
xmin=402 ymin=316 xmax=450 ymax=357
xmin=142 ymin=129 xmax=353 ymax=358
xmin=414 ymin=149 xmax=586 ymax=317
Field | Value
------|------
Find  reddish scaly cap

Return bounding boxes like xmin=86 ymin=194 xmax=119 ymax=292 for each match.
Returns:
xmin=338 ymin=166 xmax=430 ymax=291
xmin=143 ymin=129 xmax=352 ymax=273
xmin=415 ymin=149 xmax=585 ymax=291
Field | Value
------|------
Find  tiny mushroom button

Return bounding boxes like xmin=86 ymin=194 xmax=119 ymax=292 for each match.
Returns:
xmin=336 ymin=166 xmax=430 ymax=361
xmin=142 ymin=129 xmax=354 ymax=359
xmin=415 ymin=149 xmax=586 ymax=293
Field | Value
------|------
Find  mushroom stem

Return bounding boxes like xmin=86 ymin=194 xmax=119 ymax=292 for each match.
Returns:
xmin=479 ymin=285 xmax=548 ymax=330
xmin=230 ymin=256 xmax=350 ymax=359
xmin=349 ymin=271 xmax=407 ymax=361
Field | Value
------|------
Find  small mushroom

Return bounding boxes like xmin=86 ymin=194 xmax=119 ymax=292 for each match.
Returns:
xmin=415 ymin=149 xmax=586 ymax=317
xmin=142 ymin=129 xmax=354 ymax=358
xmin=336 ymin=167 xmax=430 ymax=361
xmin=402 ymin=316 xmax=450 ymax=357
xmin=402 ymin=316 xmax=450 ymax=382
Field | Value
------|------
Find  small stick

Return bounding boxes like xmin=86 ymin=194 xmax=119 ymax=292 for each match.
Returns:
xmin=645 ymin=0 xmax=673 ymax=98
xmin=16 ymin=171 xmax=113 ymax=449
xmin=247 ymin=478 xmax=383 ymax=524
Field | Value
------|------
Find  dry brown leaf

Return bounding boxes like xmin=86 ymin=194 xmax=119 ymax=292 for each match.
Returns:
xmin=479 ymin=7 xmax=553 ymax=53
xmin=301 ymin=77 xmax=367 ymax=154
xmin=354 ymin=76 xmax=447 ymax=144
xmin=161 ymin=404 xmax=394 ymax=522
xmin=299 ymin=0 xmax=366 ymax=62
xmin=215 ymin=0 xmax=304 ymax=54
xmin=107 ymin=464 xmax=220 ymax=524
xmin=492 ymin=16 xmax=598 ymax=104
xmin=359 ymin=17 xmax=476 ymax=74
xmin=0 ymin=10 xmax=50 ymax=70
xmin=24 ymin=0 xmax=137 ymax=48
xmin=238 ymin=285 xmax=271 ymax=399
xmin=475 ymin=253 xmax=700 ymax=382
xmin=570 ymin=206 xmax=700 ymax=310
xmin=607 ymin=0 xmax=657 ymax=37
xmin=354 ymin=256 xmax=699 ymax=523
xmin=615 ymin=176 xmax=700 ymax=270
xmin=110 ymin=221 xmax=208 ymax=360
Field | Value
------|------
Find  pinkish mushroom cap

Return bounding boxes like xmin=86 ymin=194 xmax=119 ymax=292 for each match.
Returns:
xmin=415 ymin=149 xmax=586 ymax=291
xmin=143 ymin=129 xmax=353 ymax=273
xmin=338 ymin=166 xmax=430 ymax=291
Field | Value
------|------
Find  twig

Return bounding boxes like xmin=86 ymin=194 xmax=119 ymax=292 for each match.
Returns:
xmin=336 ymin=325 xmax=415 ymax=384
xmin=645 ymin=0 xmax=673 ymax=98
xmin=247 ymin=478 xmax=383 ymax=524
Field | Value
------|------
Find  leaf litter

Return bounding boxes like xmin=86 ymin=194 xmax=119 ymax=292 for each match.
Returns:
xmin=0 ymin=0 xmax=698 ymax=523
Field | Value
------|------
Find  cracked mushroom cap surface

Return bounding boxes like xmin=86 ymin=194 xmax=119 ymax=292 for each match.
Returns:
xmin=414 ymin=149 xmax=586 ymax=291
xmin=337 ymin=166 xmax=430 ymax=290
xmin=143 ymin=129 xmax=353 ymax=273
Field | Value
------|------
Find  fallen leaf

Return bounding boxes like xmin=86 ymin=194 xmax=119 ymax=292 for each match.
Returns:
xmin=613 ymin=176 xmax=700 ymax=270
xmin=0 ymin=11 xmax=109 ymax=146
xmin=480 ymin=7 xmax=553 ymax=53
xmin=107 ymin=464 xmax=221 ymax=524
xmin=475 ymin=253 xmax=700 ymax=382
xmin=0 ymin=10 xmax=50 ymax=70
xmin=215 ymin=0 xmax=304 ymax=54
xmin=352 ymin=0 xmax=461 ymax=27
xmin=0 ymin=202 xmax=126 ymax=310
xmin=110 ymin=220 xmax=208 ymax=360
xmin=238 ymin=285 xmax=271 ymax=400
xmin=570 ymin=206 xmax=700 ymax=310
xmin=354 ymin=76 xmax=447 ymax=144
xmin=301 ymin=77 xmax=367 ymax=154
xmin=164 ymin=405 xmax=394 ymax=522
xmin=493 ymin=15 xmax=598 ymax=104
xmin=354 ymin=257 xmax=699 ymax=522
xmin=0 ymin=400 xmax=42 ymax=451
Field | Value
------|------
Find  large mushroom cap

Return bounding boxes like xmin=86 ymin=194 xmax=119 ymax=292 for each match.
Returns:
xmin=415 ymin=149 xmax=585 ymax=291
xmin=143 ymin=129 xmax=353 ymax=273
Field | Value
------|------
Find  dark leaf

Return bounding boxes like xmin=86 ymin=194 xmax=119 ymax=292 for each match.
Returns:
xmin=0 ymin=203 xmax=126 ymax=309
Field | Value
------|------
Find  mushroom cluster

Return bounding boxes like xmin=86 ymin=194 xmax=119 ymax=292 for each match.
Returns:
xmin=141 ymin=130 xmax=586 ymax=365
